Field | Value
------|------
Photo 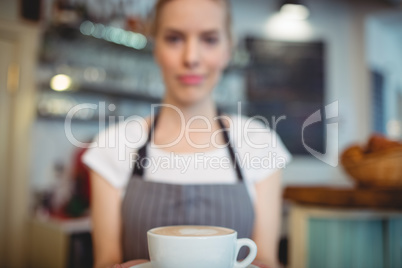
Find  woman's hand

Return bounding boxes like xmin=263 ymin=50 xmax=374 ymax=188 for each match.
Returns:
xmin=252 ymin=259 xmax=271 ymax=268
xmin=109 ymin=259 xmax=149 ymax=268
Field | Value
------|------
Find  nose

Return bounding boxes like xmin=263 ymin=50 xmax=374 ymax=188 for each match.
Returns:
xmin=183 ymin=38 xmax=200 ymax=69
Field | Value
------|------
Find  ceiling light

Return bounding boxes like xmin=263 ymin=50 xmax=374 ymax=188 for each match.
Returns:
xmin=50 ymin=74 xmax=72 ymax=91
xmin=280 ymin=1 xmax=310 ymax=20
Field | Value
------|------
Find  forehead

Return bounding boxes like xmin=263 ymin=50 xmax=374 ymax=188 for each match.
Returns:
xmin=158 ymin=0 xmax=226 ymax=32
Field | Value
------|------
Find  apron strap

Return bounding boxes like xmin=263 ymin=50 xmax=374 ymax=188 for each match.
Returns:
xmin=216 ymin=108 xmax=245 ymax=182
xmin=132 ymin=107 xmax=244 ymax=182
xmin=132 ymin=111 xmax=159 ymax=177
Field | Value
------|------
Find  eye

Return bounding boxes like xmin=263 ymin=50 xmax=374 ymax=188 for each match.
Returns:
xmin=165 ymin=35 xmax=181 ymax=44
xmin=203 ymin=36 xmax=219 ymax=45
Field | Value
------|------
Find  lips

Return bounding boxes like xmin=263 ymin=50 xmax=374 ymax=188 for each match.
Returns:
xmin=178 ymin=74 xmax=204 ymax=85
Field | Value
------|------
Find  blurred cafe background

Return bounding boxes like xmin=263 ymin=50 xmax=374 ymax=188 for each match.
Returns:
xmin=1 ymin=0 xmax=402 ymax=267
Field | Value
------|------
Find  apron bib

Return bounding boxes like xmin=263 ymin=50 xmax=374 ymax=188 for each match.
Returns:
xmin=121 ymin=108 xmax=255 ymax=261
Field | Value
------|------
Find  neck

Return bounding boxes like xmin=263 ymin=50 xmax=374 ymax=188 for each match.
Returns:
xmin=158 ymin=94 xmax=219 ymax=127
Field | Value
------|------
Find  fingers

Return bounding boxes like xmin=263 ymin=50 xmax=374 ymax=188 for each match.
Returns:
xmin=121 ymin=259 xmax=149 ymax=268
xmin=251 ymin=260 xmax=271 ymax=268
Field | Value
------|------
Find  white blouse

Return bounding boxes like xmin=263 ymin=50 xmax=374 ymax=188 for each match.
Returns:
xmin=82 ymin=114 xmax=292 ymax=203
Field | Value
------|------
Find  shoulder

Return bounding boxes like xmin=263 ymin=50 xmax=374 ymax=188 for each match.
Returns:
xmin=225 ymin=113 xmax=292 ymax=183
xmin=225 ymin=113 xmax=275 ymax=148
xmin=81 ymin=115 xmax=152 ymax=189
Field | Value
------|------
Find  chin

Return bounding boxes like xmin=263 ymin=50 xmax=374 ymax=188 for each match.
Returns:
xmin=170 ymin=86 xmax=212 ymax=106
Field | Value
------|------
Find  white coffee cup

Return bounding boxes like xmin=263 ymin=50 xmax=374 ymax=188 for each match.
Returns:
xmin=147 ymin=225 xmax=257 ymax=268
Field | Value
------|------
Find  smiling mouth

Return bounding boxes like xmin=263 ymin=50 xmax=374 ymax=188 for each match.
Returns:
xmin=177 ymin=75 xmax=204 ymax=85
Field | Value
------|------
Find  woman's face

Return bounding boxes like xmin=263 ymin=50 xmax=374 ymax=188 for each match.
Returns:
xmin=154 ymin=0 xmax=231 ymax=106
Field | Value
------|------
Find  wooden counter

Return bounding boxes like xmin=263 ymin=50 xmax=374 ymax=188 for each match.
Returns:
xmin=283 ymin=186 xmax=402 ymax=268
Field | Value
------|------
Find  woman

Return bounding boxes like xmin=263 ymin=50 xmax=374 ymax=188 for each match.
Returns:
xmin=83 ymin=0 xmax=292 ymax=267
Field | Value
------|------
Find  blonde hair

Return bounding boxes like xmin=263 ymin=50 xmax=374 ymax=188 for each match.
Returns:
xmin=147 ymin=0 xmax=232 ymax=42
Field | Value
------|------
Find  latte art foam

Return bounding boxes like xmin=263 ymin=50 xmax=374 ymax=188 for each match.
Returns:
xmin=150 ymin=226 xmax=234 ymax=237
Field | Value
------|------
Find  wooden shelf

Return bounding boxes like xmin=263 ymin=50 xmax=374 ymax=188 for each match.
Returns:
xmin=284 ymin=186 xmax=402 ymax=210
xmin=38 ymin=85 xmax=162 ymax=103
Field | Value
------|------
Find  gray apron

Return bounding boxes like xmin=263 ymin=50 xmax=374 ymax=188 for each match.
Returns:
xmin=121 ymin=108 xmax=255 ymax=261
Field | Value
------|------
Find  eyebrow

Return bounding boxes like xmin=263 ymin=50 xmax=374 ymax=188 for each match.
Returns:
xmin=164 ymin=28 xmax=220 ymax=35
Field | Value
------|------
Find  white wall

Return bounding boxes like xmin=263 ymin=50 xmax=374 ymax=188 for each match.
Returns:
xmin=366 ymin=10 xmax=402 ymax=139
xmin=230 ymin=0 xmax=395 ymax=186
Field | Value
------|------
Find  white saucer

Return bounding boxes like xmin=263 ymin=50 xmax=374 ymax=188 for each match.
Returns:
xmin=130 ymin=262 xmax=258 ymax=268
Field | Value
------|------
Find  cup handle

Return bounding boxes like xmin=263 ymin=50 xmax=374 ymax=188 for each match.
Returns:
xmin=233 ymin=238 xmax=257 ymax=268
